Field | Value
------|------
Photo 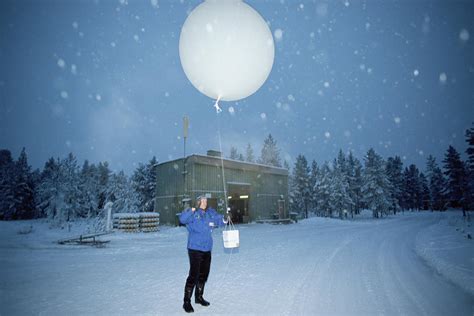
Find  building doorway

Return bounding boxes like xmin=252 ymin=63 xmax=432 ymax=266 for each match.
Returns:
xmin=227 ymin=182 xmax=251 ymax=223
xmin=228 ymin=197 xmax=249 ymax=224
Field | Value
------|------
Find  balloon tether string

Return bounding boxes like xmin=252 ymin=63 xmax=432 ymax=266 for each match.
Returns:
xmin=213 ymin=97 xmax=234 ymax=294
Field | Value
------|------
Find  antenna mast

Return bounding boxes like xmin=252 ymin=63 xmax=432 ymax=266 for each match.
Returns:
xmin=183 ymin=116 xmax=189 ymax=206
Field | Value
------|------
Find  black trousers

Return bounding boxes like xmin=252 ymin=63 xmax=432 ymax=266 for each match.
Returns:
xmin=185 ymin=249 xmax=212 ymax=290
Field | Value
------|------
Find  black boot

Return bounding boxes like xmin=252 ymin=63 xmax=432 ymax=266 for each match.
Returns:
xmin=195 ymin=283 xmax=210 ymax=306
xmin=183 ymin=286 xmax=194 ymax=313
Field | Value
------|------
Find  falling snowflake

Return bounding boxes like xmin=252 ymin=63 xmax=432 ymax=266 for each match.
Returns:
xmin=260 ymin=113 xmax=267 ymax=120
xmin=228 ymin=106 xmax=235 ymax=115
xmin=150 ymin=0 xmax=159 ymax=8
xmin=274 ymin=28 xmax=283 ymax=41
xmin=413 ymin=69 xmax=419 ymax=76
xmin=439 ymin=72 xmax=447 ymax=84
xmin=324 ymin=131 xmax=331 ymax=138
xmin=287 ymin=94 xmax=295 ymax=102
xmin=459 ymin=29 xmax=470 ymax=42
xmin=394 ymin=117 xmax=401 ymax=124
xmin=57 ymin=58 xmax=65 ymax=68
xmin=60 ymin=91 xmax=68 ymax=99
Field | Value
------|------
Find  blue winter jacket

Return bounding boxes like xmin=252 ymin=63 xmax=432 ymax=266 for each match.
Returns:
xmin=179 ymin=207 xmax=226 ymax=252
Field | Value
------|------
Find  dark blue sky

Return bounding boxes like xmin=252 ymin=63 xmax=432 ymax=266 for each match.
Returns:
xmin=1 ymin=0 xmax=473 ymax=174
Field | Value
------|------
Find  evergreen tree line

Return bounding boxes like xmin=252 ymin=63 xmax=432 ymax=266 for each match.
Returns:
xmin=289 ymin=123 xmax=474 ymax=219
xmin=2 ymin=123 xmax=473 ymax=222
xmin=0 ymin=150 xmax=158 ymax=222
xmin=227 ymin=133 xmax=287 ymax=168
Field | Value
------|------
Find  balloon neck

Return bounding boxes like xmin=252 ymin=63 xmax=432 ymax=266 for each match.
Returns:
xmin=213 ymin=97 xmax=222 ymax=114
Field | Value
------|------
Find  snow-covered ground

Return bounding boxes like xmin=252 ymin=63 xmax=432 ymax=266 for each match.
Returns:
xmin=1 ymin=211 xmax=473 ymax=315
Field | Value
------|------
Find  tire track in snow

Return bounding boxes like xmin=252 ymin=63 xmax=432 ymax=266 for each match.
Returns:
xmin=290 ymin=230 xmax=355 ymax=315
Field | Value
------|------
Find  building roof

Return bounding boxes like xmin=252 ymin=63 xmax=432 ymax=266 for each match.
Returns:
xmin=157 ymin=153 xmax=288 ymax=176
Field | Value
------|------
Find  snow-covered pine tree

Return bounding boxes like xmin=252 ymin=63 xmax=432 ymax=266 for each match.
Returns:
xmin=460 ymin=161 xmax=472 ymax=215
xmin=259 ymin=134 xmax=282 ymax=167
xmin=145 ymin=156 xmax=158 ymax=212
xmin=431 ymin=171 xmax=446 ymax=211
xmin=35 ymin=153 xmax=81 ymax=223
xmin=290 ymin=154 xmax=311 ymax=218
xmin=132 ymin=156 xmax=158 ymax=212
xmin=12 ymin=148 xmax=36 ymax=219
xmin=386 ymin=156 xmax=403 ymax=214
xmin=309 ymin=160 xmax=319 ymax=213
xmin=425 ymin=155 xmax=447 ymax=211
xmin=0 ymin=149 xmax=15 ymax=220
xmin=132 ymin=163 xmax=147 ymax=211
xmin=425 ymin=155 xmax=436 ymax=210
xmin=315 ymin=162 xmax=332 ymax=217
xmin=61 ymin=153 xmax=81 ymax=221
xmin=107 ymin=171 xmax=139 ymax=213
xmin=442 ymin=146 xmax=466 ymax=210
xmin=36 ymin=157 xmax=63 ymax=222
xmin=361 ymin=148 xmax=391 ymax=218
xmin=229 ymin=146 xmax=240 ymax=160
xmin=333 ymin=150 xmax=354 ymax=219
xmin=402 ymin=164 xmax=421 ymax=211
xmin=347 ymin=152 xmax=363 ymax=216
xmin=245 ymin=143 xmax=255 ymax=163
xmin=330 ymin=162 xmax=353 ymax=219
xmin=466 ymin=123 xmax=474 ymax=210
xmin=336 ymin=150 xmax=347 ymax=175
xmin=419 ymin=173 xmax=430 ymax=210
xmin=78 ymin=160 xmax=100 ymax=218
xmin=97 ymin=161 xmax=111 ymax=209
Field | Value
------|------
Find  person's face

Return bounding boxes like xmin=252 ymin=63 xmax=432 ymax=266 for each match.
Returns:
xmin=200 ymin=198 xmax=208 ymax=210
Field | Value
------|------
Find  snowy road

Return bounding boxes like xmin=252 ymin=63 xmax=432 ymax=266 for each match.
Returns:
xmin=1 ymin=212 xmax=473 ymax=315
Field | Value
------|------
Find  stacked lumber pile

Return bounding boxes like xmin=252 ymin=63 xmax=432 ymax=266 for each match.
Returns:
xmin=113 ymin=212 xmax=159 ymax=232
xmin=138 ymin=212 xmax=160 ymax=232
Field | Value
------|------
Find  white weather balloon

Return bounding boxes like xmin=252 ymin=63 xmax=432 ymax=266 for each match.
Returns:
xmin=179 ymin=0 xmax=274 ymax=102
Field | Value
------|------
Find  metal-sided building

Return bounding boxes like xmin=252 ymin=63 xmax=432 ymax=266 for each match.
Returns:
xmin=154 ymin=150 xmax=289 ymax=225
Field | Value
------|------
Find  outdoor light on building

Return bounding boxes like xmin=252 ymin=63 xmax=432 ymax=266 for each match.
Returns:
xmin=240 ymin=195 xmax=249 ymax=199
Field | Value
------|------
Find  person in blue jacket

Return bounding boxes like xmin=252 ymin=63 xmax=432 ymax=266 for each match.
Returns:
xmin=179 ymin=195 xmax=228 ymax=313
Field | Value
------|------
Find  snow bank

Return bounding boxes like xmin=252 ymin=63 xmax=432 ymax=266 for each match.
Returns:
xmin=415 ymin=211 xmax=474 ymax=296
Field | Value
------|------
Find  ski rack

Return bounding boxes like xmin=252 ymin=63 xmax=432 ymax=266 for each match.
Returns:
xmin=57 ymin=231 xmax=114 ymax=247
